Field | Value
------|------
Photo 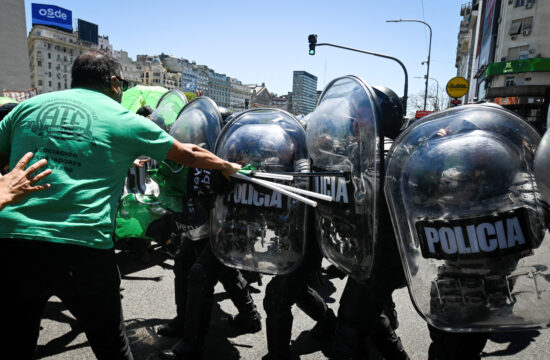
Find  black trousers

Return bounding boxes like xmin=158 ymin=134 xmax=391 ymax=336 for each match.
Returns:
xmin=173 ymin=237 xmax=256 ymax=347
xmin=331 ymin=276 xmax=408 ymax=360
xmin=263 ymin=217 xmax=331 ymax=360
xmin=0 ymin=238 xmax=133 ymax=360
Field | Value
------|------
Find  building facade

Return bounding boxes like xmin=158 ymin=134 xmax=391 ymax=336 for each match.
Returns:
xmin=1 ymin=0 xmax=31 ymax=92
xmin=456 ymin=0 xmax=550 ymax=132
xmin=291 ymin=70 xmax=318 ymax=115
xmin=229 ymin=78 xmax=252 ymax=112
xmin=28 ymin=25 xmax=112 ymax=94
xmin=249 ymin=83 xmax=273 ymax=108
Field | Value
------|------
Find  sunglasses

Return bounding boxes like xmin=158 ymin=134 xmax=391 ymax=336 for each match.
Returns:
xmin=114 ymin=75 xmax=129 ymax=91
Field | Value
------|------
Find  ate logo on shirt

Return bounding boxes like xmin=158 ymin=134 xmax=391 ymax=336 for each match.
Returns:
xmin=29 ymin=100 xmax=95 ymax=141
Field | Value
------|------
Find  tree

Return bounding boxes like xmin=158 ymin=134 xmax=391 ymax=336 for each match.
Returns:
xmin=184 ymin=92 xmax=197 ymax=101
xmin=406 ymin=84 xmax=449 ymax=117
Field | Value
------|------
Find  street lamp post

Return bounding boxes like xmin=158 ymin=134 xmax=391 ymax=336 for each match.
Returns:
xmin=308 ymin=36 xmax=408 ymax=114
xmin=387 ymin=19 xmax=432 ymax=112
xmin=414 ymin=76 xmax=439 ymax=110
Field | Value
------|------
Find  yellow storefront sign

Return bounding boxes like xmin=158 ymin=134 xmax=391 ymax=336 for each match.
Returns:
xmin=446 ymin=77 xmax=469 ymax=98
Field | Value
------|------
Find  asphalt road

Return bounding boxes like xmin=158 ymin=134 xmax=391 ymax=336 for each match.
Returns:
xmin=33 ymin=248 xmax=550 ymax=360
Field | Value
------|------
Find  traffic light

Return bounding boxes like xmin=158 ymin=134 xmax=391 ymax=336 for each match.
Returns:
xmin=308 ymin=34 xmax=317 ymax=55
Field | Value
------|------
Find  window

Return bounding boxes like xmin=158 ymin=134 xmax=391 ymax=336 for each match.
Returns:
xmin=49 ymin=81 xmax=52 ymax=87
xmin=37 ymin=61 xmax=42 ymax=67
xmin=519 ymin=47 xmax=529 ymax=59
xmin=38 ymin=80 xmax=43 ymax=86
xmin=48 ymin=62 xmax=51 ymax=69
xmin=48 ymin=52 xmax=51 ymax=59
xmin=523 ymin=17 xmax=533 ymax=35
xmin=515 ymin=0 xmax=525 ymax=6
xmin=58 ymin=82 xmax=61 ymax=90
xmin=507 ymin=45 xmax=529 ymax=60
xmin=505 ymin=76 xmax=515 ymax=87
xmin=48 ymin=71 xmax=51 ymax=78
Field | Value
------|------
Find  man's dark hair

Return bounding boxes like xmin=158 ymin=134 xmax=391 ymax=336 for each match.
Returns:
xmin=71 ymin=51 xmax=122 ymax=91
xmin=137 ymin=105 xmax=153 ymax=117
xmin=0 ymin=103 xmax=18 ymax=121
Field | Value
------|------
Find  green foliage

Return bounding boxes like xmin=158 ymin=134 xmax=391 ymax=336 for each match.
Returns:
xmin=184 ymin=92 xmax=197 ymax=101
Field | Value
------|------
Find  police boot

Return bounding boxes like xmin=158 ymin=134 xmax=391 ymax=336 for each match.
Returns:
xmin=263 ymin=314 xmax=293 ymax=360
xmin=160 ymin=340 xmax=203 ymax=360
xmin=230 ymin=310 xmax=262 ymax=333
xmin=157 ymin=316 xmax=185 ymax=337
xmin=222 ymin=268 xmax=262 ymax=333
xmin=371 ymin=314 xmax=409 ymax=360
xmin=330 ymin=319 xmax=363 ymax=360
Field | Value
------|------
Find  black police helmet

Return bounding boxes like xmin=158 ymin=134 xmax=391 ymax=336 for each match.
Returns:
xmin=373 ymin=86 xmax=405 ymax=140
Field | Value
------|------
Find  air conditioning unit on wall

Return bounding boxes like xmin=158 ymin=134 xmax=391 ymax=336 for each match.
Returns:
xmin=523 ymin=29 xmax=532 ymax=36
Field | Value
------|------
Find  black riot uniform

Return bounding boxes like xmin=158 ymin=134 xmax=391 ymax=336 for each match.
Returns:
xmin=262 ymin=210 xmax=337 ymax=360
xmin=208 ymin=108 xmax=323 ymax=360
xmin=154 ymin=165 xmax=261 ymax=359
xmin=303 ymin=82 xmax=410 ymax=360
xmin=330 ymin=141 xmax=409 ymax=360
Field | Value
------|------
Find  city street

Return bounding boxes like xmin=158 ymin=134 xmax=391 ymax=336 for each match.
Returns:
xmin=34 ymin=247 xmax=550 ymax=360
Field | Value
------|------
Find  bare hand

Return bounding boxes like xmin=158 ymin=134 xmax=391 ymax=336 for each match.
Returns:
xmin=222 ymin=162 xmax=242 ymax=180
xmin=0 ymin=152 xmax=52 ymax=210
xmin=133 ymin=158 xmax=149 ymax=168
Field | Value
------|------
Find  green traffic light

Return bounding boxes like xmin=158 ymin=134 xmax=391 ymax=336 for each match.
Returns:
xmin=309 ymin=49 xmax=315 ymax=55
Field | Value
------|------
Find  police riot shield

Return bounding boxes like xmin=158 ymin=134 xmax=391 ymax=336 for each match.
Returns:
xmin=169 ymin=96 xmax=223 ymax=152
xmin=535 ymin=128 xmax=550 ymax=205
xmin=150 ymin=89 xmax=188 ymax=131
xmin=306 ymin=75 xmax=382 ymax=280
xmin=385 ymin=103 xmax=550 ymax=331
xmin=211 ymin=109 xmax=309 ymax=275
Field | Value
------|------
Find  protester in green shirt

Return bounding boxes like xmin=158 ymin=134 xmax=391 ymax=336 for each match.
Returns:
xmin=0 ymin=51 xmax=240 ymax=360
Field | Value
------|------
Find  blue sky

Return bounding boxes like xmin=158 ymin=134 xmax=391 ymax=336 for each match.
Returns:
xmin=24 ymin=0 xmax=465 ymax=99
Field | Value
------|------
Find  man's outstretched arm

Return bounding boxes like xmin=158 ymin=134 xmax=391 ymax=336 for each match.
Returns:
xmin=166 ymin=140 xmax=241 ymax=178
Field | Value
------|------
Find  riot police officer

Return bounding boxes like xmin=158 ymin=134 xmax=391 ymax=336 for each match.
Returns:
xmin=147 ymin=97 xmax=262 ymax=359
xmin=211 ymin=108 xmax=322 ymax=360
xmin=305 ymin=82 xmax=409 ymax=360
xmin=386 ymin=103 xmax=549 ymax=360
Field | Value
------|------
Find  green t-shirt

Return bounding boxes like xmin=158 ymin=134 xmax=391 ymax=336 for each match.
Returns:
xmin=0 ymin=88 xmax=174 ymax=249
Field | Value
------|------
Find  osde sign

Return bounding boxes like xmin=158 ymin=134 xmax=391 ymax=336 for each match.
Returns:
xmin=31 ymin=3 xmax=72 ymax=31
xmin=38 ymin=7 xmax=68 ymax=20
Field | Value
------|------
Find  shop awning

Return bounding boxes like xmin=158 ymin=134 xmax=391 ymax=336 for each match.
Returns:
xmin=485 ymin=58 xmax=550 ymax=77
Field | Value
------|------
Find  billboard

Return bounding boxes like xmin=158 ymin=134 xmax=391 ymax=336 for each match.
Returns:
xmin=478 ymin=0 xmax=501 ymax=69
xmin=78 ymin=19 xmax=98 ymax=45
xmin=31 ymin=3 xmax=72 ymax=32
